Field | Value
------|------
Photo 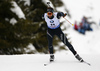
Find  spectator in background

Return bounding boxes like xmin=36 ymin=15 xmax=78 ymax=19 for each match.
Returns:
xmin=74 ymin=21 xmax=86 ymax=34
xmin=78 ymin=22 xmax=86 ymax=34
xmin=82 ymin=16 xmax=93 ymax=31
xmin=74 ymin=21 xmax=78 ymax=30
xmin=74 ymin=16 xmax=93 ymax=35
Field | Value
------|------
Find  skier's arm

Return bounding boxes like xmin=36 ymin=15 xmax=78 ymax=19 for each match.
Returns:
xmin=57 ymin=12 xmax=67 ymax=19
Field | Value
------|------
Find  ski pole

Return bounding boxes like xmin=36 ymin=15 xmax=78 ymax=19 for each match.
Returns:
xmin=63 ymin=17 xmax=74 ymax=26
xmin=47 ymin=2 xmax=51 ymax=7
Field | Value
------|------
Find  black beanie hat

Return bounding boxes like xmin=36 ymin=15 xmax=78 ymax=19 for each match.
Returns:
xmin=47 ymin=7 xmax=54 ymax=13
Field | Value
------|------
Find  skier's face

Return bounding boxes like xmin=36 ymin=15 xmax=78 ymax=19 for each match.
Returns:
xmin=47 ymin=12 xmax=53 ymax=18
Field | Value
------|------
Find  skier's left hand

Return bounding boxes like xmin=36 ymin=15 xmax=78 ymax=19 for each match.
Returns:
xmin=63 ymin=13 xmax=67 ymax=17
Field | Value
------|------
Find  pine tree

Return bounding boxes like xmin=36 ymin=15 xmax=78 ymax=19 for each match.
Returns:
xmin=0 ymin=0 xmax=48 ymax=54
xmin=0 ymin=0 xmax=70 ymax=54
xmin=15 ymin=0 xmax=48 ymax=53
xmin=0 ymin=0 xmax=20 ymax=54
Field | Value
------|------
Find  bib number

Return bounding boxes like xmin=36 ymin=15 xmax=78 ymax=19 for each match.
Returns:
xmin=50 ymin=20 xmax=56 ymax=28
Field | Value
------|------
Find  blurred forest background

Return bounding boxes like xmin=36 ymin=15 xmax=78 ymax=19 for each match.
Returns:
xmin=0 ymin=0 xmax=70 ymax=55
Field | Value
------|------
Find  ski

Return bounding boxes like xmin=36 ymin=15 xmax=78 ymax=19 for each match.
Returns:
xmin=83 ymin=61 xmax=91 ymax=66
xmin=44 ymin=61 xmax=54 ymax=66
xmin=44 ymin=60 xmax=91 ymax=66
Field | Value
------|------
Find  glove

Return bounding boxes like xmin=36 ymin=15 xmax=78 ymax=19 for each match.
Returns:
xmin=63 ymin=13 xmax=67 ymax=17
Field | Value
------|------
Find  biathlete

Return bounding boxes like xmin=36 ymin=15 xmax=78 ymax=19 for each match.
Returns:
xmin=42 ymin=7 xmax=84 ymax=62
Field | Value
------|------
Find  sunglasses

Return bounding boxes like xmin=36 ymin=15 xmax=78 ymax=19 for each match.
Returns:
xmin=47 ymin=12 xmax=53 ymax=15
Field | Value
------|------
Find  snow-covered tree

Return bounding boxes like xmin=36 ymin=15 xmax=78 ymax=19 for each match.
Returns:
xmin=0 ymin=0 xmax=70 ymax=54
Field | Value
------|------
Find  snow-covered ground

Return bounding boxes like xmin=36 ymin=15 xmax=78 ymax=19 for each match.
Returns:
xmin=0 ymin=54 xmax=100 ymax=71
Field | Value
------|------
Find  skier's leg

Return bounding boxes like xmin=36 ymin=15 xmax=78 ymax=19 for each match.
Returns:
xmin=56 ymin=28 xmax=84 ymax=62
xmin=47 ymin=31 xmax=54 ymax=62
xmin=56 ymin=28 xmax=77 ymax=55
xmin=47 ymin=31 xmax=54 ymax=54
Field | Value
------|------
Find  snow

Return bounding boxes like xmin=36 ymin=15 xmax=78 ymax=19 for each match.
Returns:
xmin=0 ymin=54 xmax=100 ymax=71
xmin=24 ymin=0 xmax=30 ymax=6
xmin=25 ymin=44 xmax=38 ymax=53
xmin=62 ymin=0 xmax=100 ymax=25
xmin=10 ymin=18 xmax=17 ymax=25
xmin=65 ymin=25 xmax=100 ymax=54
xmin=27 ymin=44 xmax=36 ymax=51
xmin=11 ymin=1 xmax=25 ymax=19
xmin=10 ymin=1 xmax=26 ymax=25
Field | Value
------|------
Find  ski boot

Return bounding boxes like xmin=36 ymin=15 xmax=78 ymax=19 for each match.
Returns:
xmin=75 ymin=54 xmax=84 ymax=62
xmin=50 ymin=54 xmax=54 ymax=62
